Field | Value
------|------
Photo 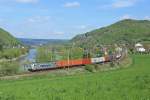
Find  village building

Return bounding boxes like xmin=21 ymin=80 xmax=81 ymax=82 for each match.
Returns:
xmin=135 ymin=43 xmax=146 ymax=53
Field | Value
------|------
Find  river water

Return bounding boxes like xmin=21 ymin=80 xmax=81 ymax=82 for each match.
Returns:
xmin=19 ymin=48 xmax=37 ymax=71
xmin=25 ymin=49 xmax=37 ymax=62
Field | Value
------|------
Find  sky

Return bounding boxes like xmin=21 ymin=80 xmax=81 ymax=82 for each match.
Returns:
xmin=0 ymin=0 xmax=150 ymax=39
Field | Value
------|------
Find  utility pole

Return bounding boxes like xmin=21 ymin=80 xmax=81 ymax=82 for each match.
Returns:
xmin=67 ymin=47 xmax=70 ymax=70
xmin=67 ymin=43 xmax=75 ymax=70
xmin=51 ymin=47 xmax=53 ymax=61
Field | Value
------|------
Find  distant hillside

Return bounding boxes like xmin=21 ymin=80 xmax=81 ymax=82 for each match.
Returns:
xmin=19 ymin=38 xmax=69 ymax=46
xmin=72 ymin=19 xmax=150 ymax=48
xmin=0 ymin=28 xmax=21 ymax=47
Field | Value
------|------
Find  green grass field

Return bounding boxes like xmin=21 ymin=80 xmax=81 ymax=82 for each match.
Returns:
xmin=0 ymin=55 xmax=150 ymax=100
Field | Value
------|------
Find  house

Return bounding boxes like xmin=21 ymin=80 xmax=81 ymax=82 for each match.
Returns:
xmin=135 ymin=43 xmax=146 ymax=53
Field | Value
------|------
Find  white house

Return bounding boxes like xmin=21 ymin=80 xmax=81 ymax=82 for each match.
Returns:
xmin=135 ymin=43 xmax=146 ymax=53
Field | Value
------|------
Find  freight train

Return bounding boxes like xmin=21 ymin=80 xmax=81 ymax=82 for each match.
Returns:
xmin=27 ymin=54 xmax=121 ymax=72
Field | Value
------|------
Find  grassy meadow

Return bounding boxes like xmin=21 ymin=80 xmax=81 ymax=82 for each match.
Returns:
xmin=0 ymin=55 xmax=149 ymax=100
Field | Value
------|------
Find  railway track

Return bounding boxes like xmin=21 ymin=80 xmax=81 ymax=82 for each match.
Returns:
xmin=0 ymin=66 xmax=84 ymax=80
xmin=0 ymin=71 xmax=52 ymax=80
xmin=0 ymin=53 xmax=125 ymax=80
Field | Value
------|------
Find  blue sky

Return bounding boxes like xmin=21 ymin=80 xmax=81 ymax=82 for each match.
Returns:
xmin=0 ymin=0 xmax=149 ymax=39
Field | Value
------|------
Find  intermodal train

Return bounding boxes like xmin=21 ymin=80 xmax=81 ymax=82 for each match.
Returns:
xmin=27 ymin=54 xmax=121 ymax=72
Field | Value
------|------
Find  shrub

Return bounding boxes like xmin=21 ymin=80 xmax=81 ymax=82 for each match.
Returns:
xmin=85 ymin=64 xmax=95 ymax=72
xmin=94 ymin=64 xmax=99 ymax=70
xmin=0 ymin=61 xmax=19 ymax=76
xmin=0 ymin=48 xmax=28 ymax=59
xmin=110 ymin=62 xmax=115 ymax=67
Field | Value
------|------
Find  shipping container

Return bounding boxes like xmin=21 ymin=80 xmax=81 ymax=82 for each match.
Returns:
xmin=82 ymin=58 xmax=91 ymax=65
xmin=116 ymin=54 xmax=121 ymax=59
xmin=104 ymin=56 xmax=111 ymax=62
xmin=91 ymin=57 xmax=105 ymax=63
xmin=70 ymin=59 xmax=83 ymax=66
xmin=56 ymin=59 xmax=83 ymax=68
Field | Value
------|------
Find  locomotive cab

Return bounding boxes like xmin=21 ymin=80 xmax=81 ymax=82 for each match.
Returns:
xmin=31 ymin=63 xmax=36 ymax=70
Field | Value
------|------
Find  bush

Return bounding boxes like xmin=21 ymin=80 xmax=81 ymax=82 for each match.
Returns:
xmin=85 ymin=65 xmax=95 ymax=72
xmin=36 ymin=47 xmax=52 ymax=62
xmin=0 ymin=51 xmax=3 ymax=59
xmin=94 ymin=64 xmax=99 ymax=70
xmin=0 ymin=61 xmax=19 ymax=76
xmin=0 ymin=48 xmax=28 ymax=59
xmin=110 ymin=62 xmax=115 ymax=67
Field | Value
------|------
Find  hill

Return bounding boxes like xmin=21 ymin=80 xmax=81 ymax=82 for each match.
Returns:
xmin=0 ymin=28 xmax=21 ymax=47
xmin=0 ymin=55 xmax=149 ymax=99
xmin=72 ymin=19 xmax=150 ymax=48
xmin=19 ymin=38 xmax=69 ymax=46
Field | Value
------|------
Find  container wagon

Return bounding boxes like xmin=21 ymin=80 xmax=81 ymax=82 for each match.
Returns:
xmin=27 ymin=54 xmax=121 ymax=71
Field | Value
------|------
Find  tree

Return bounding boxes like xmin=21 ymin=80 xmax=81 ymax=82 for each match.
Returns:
xmin=0 ymin=41 xmax=3 ymax=51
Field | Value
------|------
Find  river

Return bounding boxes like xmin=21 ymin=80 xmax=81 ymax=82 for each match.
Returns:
xmin=19 ymin=48 xmax=37 ymax=71
xmin=25 ymin=49 xmax=37 ymax=62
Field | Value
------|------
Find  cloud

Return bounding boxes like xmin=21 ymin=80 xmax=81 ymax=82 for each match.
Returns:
xmin=145 ymin=16 xmax=150 ymax=20
xmin=63 ymin=1 xmax=80 ymax=8
xmin=51 ymin=31 xmax=64 ymax=35
xmin=15 ymin=0 xmax=38 ymax=3
xmin=76 ymin=25 xmax=87 ymax=29
xmin=112 ymin=0 xmax=137 ymax=8
xmin=27 ymin=16 xmax=51 ymax=23
xmin=120 ymin=14 xmax=132 ymax=20
xmin=101 ymin=0 xmax=138 ymax=9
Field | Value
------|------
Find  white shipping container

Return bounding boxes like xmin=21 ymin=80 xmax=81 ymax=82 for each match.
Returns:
xmin=91 ymin=57 xmax=105 ymax=63
xmin=116 ymin=54 xmax=121 ymax=59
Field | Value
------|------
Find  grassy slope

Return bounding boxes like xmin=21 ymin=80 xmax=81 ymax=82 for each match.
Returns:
xmin=0 ymin=28 xmax=20 ymax=46
xmin=72 ymin=19 xmax=150 ymax=47
xmin=0 ymin=55 xmax=150 ymax=100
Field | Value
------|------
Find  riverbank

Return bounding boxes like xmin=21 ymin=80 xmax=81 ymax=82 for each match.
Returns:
xmin=0 ymin=53 xmax=28 ymax=63
xmin=0 ymin=48 xmax=29 ymax=62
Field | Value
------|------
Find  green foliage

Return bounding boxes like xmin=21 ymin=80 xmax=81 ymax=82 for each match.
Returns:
xmin=72 ymin=19 xmax=150 ymax=48
xmin=36 ymin=45 xmax=84 ymax=62
xmin=0 ymin=61 xmax=19 ymax=76
xmin=110 ymin=62 xmax=115 ymax=67
xmin=85 ymin=64 xmax=95 ymax=72
xmin=0 ymin=48 xmax=28 ymax=59
xmin=0 ymin=28 xmax=26 ymax=59
xmin=36 ymin=47 xmax=52 ymax=62
xmin=0 ymin=41 xmax=3 ymax=51
xmin=0 ymin=28 xmax=21 ymax=46
xmin=0 ymin=55 xmax=150 ymax=100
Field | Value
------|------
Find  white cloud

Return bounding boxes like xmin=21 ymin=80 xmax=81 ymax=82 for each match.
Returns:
xmin=145 ymin=16 xmax=150 ymax=20
xmin=63 ymin=1 xmax=80 ymax=8
xmin=112 ymin=0 xmax=137 ymax=8
xmin=51 ymin=31 xmax=64 ymax=35
xmin=120 ymin=14 xmax=131 ymax=20
xmin=77 ymin=25 xmax=87 ymax=29
xmin=27 ymin=16 xmax=51 ymax=23
xmin=101 ymin=0 xmax=138 ymax=9
xmin=15 ymin=0 xmax=38 ymax=3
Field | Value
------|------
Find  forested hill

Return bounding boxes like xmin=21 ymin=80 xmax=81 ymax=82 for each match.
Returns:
xmin=0 ymin=28 xmax=21 ymax=47
xmin=72 ymin=19 xmax=150 ymax=48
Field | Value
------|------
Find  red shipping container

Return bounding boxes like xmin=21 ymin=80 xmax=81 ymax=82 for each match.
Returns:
xmin=82 ymin=58 xmax=91 ymax=65
xmin=70 ymin=59 xmax=83 ymax=66
xmin=56 ymin=59 xmax=83 ymax=68
xmin=104 ymin=56 xmax=110 ymax=62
